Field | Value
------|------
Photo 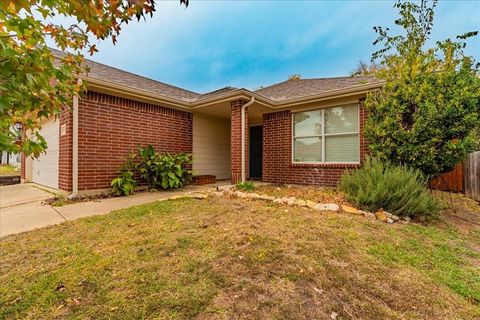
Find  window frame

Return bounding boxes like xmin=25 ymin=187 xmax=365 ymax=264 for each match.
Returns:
xmin=291 ymin=104 xmax=361 ymax=165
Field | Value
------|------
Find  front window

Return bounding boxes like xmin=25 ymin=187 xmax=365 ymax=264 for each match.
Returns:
xmin=293 ymin=104 xmax=360 ymax=163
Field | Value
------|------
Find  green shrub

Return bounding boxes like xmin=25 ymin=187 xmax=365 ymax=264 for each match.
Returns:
xmin=114 ymin=145 xmax=192 ymax=192
xmin=111 ymin=171 xmax=137 ymax=196
xmin=236 ymin=182 xmax=255 ymax=191
xmin=338 ymin=158 xmax=439 ymax=218
xmin=156 ymin=152 xmax=193 ymax=190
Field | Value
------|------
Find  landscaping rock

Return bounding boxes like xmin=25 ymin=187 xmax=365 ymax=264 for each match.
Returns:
xmin=386 ymin=218 xmax=394 ymax=224
xmin=390 ymin=214 xmax=400 ymax=221
xmin=190 ymin=193 xmax=208 ymax=199
xmin=306 ymin=200 xmax=317 ymax=209
xmin=363 ymin=211 xmax=376 ymax=219
xmin=286 ymin=197 xmax=296 ymax=206
xmin=294 ymin=199 xmax=307 ymax=207
xmin=258 ymin=194 xmax=276 ymax=201
xmin=234 ymin=191 xmax=248 ymax=198
xmin=375 ymin=210 xmax=388 ymax=222
xmin=341 ymin=205 xmax=363 ymax=215
xmin=314 ymin=203 xmax=340 ymax=212
xmin=402 ymin=216 xmax=411 ymax=222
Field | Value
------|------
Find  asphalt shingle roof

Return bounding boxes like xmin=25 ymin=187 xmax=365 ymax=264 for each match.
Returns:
xmin=52 ymin=49 xmax=381 ymax=104
xmin=253 ymin=76 xmax=381 ymax=102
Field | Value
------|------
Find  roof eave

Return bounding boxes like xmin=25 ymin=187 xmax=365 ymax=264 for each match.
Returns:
xmin=83 ymin=75 xmax=385 ymax=110
xmin=83 ymin=76 xmax=194 ymax=111
xmin=272 ymin=82 xmax=385 ymax=108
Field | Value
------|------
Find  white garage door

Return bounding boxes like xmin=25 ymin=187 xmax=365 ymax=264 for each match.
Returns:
xmin=32 ymin=118 xmax=59 ymax=189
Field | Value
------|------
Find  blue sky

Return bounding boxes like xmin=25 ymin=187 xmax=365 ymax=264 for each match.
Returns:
xmin=70 ymin=1 xmax=480 ymax=93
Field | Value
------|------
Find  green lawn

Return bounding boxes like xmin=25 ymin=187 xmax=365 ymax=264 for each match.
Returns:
xmin=1 ymin=191 xmax=479 ymax=319
xmin=0 ymin=164 xmax=19 ymax=176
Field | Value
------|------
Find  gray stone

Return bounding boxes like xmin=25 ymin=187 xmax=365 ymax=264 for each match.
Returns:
xmin=314 ymin=203 xmax=340 ymax=212
xmin=363 ymin=211 xmax=376 ymax=219
xmin=386 ymin=218 xmax=394 ymax=224
xmin=390 ymin=214 xmax=400 ymax=221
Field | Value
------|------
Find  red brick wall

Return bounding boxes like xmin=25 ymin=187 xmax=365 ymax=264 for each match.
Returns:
xmin=20 ymin=153 xmax=25 ymax=180
xmin=77 ymin=91 xmax=192 ymax=191
xmin=230 ymin=100 xmax=248 ymax=184
xmin=59 ymin=106 xmax=73 ymax=191
xmin=262 ymin=100 xmax=367 ymax=187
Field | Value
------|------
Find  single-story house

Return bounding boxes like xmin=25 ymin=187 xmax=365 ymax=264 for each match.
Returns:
xmin=21 ymin=52 xmax=383 ymax=195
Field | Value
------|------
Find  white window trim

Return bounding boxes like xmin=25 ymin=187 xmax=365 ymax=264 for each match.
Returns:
xmin=291 ymin=104 xmax=361 ymax=165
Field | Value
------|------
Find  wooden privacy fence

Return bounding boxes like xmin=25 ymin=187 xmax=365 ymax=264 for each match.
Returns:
xmin=430 ymin=163 xmax=464 ymax=192
xmin=430 ymin=151 xmax=480 ymax=201
xmin=464 ymin=151 xmax=480 ymax=201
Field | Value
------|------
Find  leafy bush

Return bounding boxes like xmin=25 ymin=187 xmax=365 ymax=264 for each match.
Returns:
xmin=338 ymin=158 xmax=439 ymax=218
xmin=111 ymin=145 xmax=192 ymax=194
xmin=111 ymin=171 xmax=137 ymax=196
xmin=236 ymin=182 xmax=255 ymax=191
xmin=156 ymin=152 xmax=193 ymax=190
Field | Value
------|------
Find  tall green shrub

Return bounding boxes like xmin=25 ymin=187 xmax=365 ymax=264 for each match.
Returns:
xmin=338 ymin=158 xmax=439 ymax=218
xmin=365 ymin=0 xmax=480 ymax=177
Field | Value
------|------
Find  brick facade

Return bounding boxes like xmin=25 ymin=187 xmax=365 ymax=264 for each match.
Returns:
xmin=59 ymin=106 xmax=73 ymax=191
xmin=262 ymin=100 xmax=367 ymax=187
xmin=230 ymin=99 xmax=248 ymax=184
xmin=76 ymin=91 xmax=192 ymax=191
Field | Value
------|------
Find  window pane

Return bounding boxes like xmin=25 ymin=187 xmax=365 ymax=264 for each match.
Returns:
xmin=294 ymin=137 xmax=322 ymax=162
xmin=293 ymin=110 xmax=322 ymax=137
xmin=325 ymin=134 xmax=359 ymax=162
xmin=325 ymin=105 xmax=358 ymax=134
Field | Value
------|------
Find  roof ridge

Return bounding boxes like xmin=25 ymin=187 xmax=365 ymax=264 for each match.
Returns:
xmin=255 ymin=75 xmax=377 ymax=92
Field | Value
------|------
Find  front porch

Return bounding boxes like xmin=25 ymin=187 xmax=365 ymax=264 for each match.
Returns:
xmin=192 ymin=98 xmax=271 ymax=185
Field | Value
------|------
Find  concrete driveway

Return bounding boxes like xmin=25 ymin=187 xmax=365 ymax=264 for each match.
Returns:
xmin=0 ymin=184 xmax=65 ymax=237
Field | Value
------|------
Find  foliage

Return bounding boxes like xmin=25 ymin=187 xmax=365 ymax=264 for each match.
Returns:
xmin=133 ymin=145 xmax=192 ymax=190
xmin=0 ymin=0 xmax=188 ymax=157
xmin=288 ymin=74 xmax=301 ymax=80
xmin=113 ymin=145 xmax=192 ymax=193
xmin=111 ymin=171 xmax=137 ymax=196
xmin=135 ymin=145 xmax=160 ymax=190
xmin=351 ymin=60 xmax=382 ymax=76
xmin=236 ymin=181 xmax=255 ymax=191
xmin=365 ymin=0 xmax=480 ymax=177
xmin=338 ymin=157 xmax=439 ymax=218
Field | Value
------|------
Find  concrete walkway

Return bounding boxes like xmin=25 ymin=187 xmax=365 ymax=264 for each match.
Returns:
xmin=1 ymin=182 xmax=229 ymax=237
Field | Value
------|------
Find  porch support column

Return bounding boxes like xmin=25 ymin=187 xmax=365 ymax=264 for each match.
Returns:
xmin=230 ymin=99 xmax=249 ymax=184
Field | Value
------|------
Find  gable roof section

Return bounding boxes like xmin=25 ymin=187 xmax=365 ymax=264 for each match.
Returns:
xmin=254 ymin=76 xmax=381 ymax=102
xmin=86 ymin=59 xmax=201 ymax=102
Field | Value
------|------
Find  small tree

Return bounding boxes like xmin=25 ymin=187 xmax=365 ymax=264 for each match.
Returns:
xmin=351 ymin=60 xmax=381 ymax=76
xmin=0 ymin=0 xmax=188 ymax=157
xmin=364 ymin=0 xmax=480 ymax=178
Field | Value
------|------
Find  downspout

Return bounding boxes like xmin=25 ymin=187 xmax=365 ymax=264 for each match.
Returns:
xmin=241 ymin=96 xmax=255 ymax=183
xmin=67 ymin=94 xmax=79 ymax=199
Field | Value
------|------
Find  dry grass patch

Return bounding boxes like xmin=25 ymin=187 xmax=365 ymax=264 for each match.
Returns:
xmin=0 ymin=164 xmax=19 ymax=176
xmin=0 ymin=194 xmax=479 ymax=319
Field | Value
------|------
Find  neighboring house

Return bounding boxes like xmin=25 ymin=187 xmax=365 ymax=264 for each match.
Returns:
xmin=1 ymin=152 xmax=21 ymax=166
xmin=21 ymin=51 xmax=383 ymax=195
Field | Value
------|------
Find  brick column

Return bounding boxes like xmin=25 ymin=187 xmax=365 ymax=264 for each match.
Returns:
xmin=20 ymin=153 xmax=26 ymax=181
xmin=58 ymin=106 xmax=73 ymax=191
xmin=230 ymin=99 xmax=249 ymax=184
